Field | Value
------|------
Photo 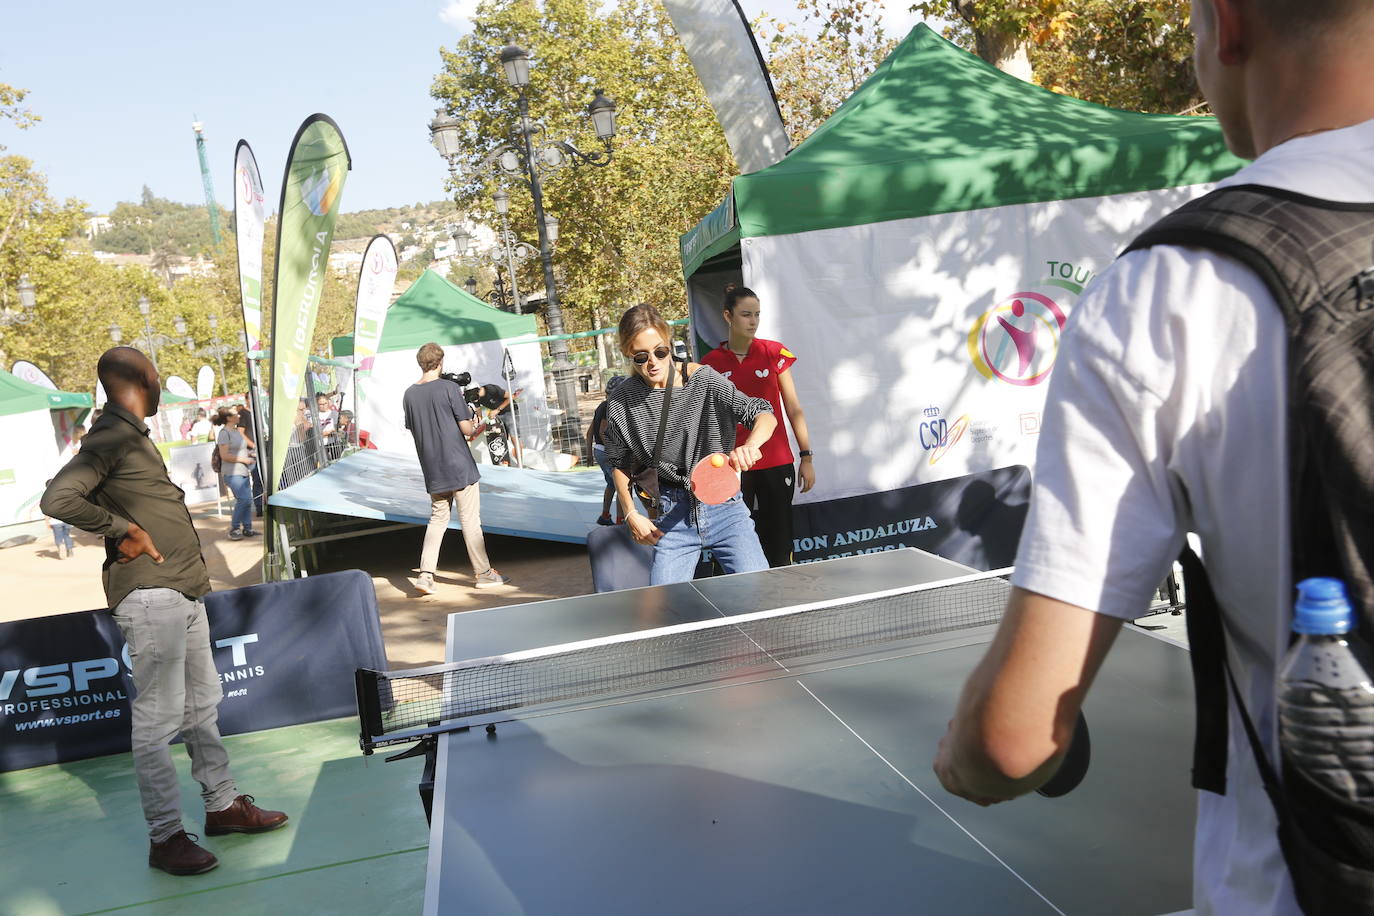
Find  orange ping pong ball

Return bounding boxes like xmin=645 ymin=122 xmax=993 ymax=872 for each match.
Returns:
xmin=710 ymin=454 xmax=726 ymax=468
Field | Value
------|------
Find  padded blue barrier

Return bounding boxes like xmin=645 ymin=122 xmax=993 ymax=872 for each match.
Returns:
xmin=0 ymin=569 xmax=386 ymax=772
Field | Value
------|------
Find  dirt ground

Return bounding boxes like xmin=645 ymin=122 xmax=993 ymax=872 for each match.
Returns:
xmin=0 ymin=500 xmax=594 ymax=669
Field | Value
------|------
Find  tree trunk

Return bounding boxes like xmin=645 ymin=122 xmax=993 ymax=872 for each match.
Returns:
xmin=954 ymin=1 xmax=1034 ymax=81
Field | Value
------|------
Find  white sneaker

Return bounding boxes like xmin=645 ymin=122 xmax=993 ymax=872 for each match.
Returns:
xmin=474 ymin=570 xmax=510 ymax=589
xmin=414 ymin=572 xmax=435 ymax=596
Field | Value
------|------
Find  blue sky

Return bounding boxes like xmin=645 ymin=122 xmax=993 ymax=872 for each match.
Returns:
xmin=2 ymin=0 xmax=925 ymax=216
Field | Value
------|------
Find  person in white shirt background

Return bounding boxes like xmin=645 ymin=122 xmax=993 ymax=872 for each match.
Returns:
xmin=188 ymin=408 xmax=212 ymax=443
xmin=932 ymin=2 xmax=1374 ymax=913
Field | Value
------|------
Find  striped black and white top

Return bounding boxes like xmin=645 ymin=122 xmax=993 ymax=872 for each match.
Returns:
xmin=602 ymin=362 xmax=773 ymax=488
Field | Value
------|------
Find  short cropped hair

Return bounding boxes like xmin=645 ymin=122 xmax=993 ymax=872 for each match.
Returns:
xmin=617 ymin=304 xmax=671 ymax=356
xmin=417 ymin=342 xmax=444 ymax=372
xmin=1254 ymin=0 xmax=1372 ymax=40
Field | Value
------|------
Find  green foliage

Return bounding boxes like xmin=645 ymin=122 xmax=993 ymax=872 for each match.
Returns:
xmin=0 ymin=156 xmax=358 ymax=396
xmin=95 ymin=186 xmax=231 ymax=256
xmin=755 ymin=0 xmax=899 ymax=145
xmin=331 ymin=201 xmax=451 ymax=241
xmin=910 ymin=0 xmax=1203 ymax=114
xmin=1028 ymin=1 xmax=1201 ymax=113
xmin=431 ymin=0 xmax=736 ymax=329
xmin=0 ymin=83 xmax=40 ymax=151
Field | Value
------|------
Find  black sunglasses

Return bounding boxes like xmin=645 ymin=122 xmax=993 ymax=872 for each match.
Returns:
xmin=631 ymin=345 xmax=671 ymax=365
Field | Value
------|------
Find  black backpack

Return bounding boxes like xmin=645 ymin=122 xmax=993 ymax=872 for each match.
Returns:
xmin=1123 ymin=184 xmax=1374 ymax=914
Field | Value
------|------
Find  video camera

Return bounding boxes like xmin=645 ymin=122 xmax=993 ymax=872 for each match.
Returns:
xmin=440 ymin=370 xmax=483 ymax=403
xmin=439 ymin=371 xmax=472 ymax=387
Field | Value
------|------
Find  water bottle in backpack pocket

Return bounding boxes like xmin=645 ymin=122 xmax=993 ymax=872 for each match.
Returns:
xmin=1276 ymin=578 xmax=1374 ymax=913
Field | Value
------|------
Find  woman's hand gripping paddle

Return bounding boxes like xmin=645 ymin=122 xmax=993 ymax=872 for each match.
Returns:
xmin=1036 ymin=710 xmax=1091 ymax=798
xmin=690 ymin=453 xmax=741 ymax=505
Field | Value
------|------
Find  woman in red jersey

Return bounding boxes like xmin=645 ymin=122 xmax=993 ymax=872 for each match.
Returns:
xmin=700 ymin=284 xmax=815 ymax=566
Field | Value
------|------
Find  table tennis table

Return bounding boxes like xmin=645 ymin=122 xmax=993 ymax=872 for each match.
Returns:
xmin=367 ymin=549 xmax=1197 ymax=915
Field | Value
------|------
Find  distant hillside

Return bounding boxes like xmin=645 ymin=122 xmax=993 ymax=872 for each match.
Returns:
xmin=331 ymin=201 xmax=454 ymax=241
xmin=92 ymin=190 xmax=455 ymax=255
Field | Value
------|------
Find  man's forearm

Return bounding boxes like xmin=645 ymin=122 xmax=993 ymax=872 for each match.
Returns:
xmin=40 ymin=465 xmax=129 ymax=540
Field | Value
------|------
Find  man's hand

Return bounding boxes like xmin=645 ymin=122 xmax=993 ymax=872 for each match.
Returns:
xmin=729 ymin=444 xmax=763 ymax=473
xmin=117 ymin=523 xmax=164 ymax=565
xmin=627 ymin=511 xmax=663 ymax=546
xmin=934 ymin=720 xmax=1014 ymax=807
xmin=930 ymin=588 xmax=1122 ymax=805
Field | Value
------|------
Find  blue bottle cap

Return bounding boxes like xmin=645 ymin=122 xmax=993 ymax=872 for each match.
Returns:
xmin=1293 ymin=578 xmax=1353 ymax=635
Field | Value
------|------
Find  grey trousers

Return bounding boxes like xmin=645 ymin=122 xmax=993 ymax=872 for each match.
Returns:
xmin=420 ymin=485 xmax=491 ymax=579
xmin=111 ymin=587 xmax=237 ymax=842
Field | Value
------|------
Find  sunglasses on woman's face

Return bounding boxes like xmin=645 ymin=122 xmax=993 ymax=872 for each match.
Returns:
xmin=632 ymin=345 xmax=671 ymax=365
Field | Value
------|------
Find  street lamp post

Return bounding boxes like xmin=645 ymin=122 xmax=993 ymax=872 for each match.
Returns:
xmin=0 ymin=274 xmax=38 ymax=327
xmin=183 ymin=313 xmax=239 ymax=396
xmin=450 ymin=205 xmax=535 ymax=313
xmin=108 ymin=295 xmax=183 ymax=374
xmin=429 ymin=45 xmax=617 ymax=447
xmin=491 ymin=188 xmax=525 ymax=313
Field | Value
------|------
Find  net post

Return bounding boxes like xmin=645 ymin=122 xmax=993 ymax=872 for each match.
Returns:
xmin=356 ymin=667 xmax=384 ymax=754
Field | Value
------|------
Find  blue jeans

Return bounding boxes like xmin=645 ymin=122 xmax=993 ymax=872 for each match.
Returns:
xmin=226 ymin=474 xmax=253 ymax=533
xmin=650 ymin=486 xmax=768 ymax=585
xmin=50 ymin=523 xmax=74 ymax=551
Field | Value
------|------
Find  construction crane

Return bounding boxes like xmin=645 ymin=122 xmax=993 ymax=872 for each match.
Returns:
xmin=191 ymin=120 xmax=222 ymax=245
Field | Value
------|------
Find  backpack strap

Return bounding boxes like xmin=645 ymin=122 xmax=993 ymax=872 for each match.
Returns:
xmin=1125 ymin=187 xmax=1310 ymax=795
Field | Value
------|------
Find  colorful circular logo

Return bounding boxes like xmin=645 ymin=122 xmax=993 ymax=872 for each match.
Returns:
xmin=967 ymin=291 xmax=1067 ymax=387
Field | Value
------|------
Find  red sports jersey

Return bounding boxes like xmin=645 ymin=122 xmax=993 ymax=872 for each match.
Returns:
xmin=701 ymin=337 xmax=797 ymax=469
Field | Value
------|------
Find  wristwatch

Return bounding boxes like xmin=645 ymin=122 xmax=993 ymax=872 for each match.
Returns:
xmin=799 ymin=450 xmax=813 ymax=458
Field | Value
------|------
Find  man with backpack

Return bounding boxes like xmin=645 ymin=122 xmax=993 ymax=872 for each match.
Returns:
xmin=933 ymin=3 xmax=1374 ymax=913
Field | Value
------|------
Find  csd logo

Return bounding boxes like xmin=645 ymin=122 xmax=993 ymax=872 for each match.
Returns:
xmin=919 ymin=418 xmax=949 ymax=450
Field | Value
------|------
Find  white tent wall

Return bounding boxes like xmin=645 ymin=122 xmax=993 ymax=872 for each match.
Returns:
xmin=1 ymin=408 xmax=63 ymax=528
xmin=354 ymin=335 xmax=549 ymax=460
xmin=730 ymin=185 xmax=1211 ymax=563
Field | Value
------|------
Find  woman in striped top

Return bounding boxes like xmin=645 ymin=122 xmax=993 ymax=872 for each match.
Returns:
xmin=603 ymin=304 xmax=777 ymax=584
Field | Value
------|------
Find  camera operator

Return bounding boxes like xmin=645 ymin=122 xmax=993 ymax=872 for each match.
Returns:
xmin=466 ymin=380 xmax=522 ymax=467
xmin=402 ymin=343 xmax=509 ymax=595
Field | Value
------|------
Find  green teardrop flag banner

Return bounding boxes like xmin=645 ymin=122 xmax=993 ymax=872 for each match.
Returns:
xmin=267 ymin=114 xmax=351 ymax=493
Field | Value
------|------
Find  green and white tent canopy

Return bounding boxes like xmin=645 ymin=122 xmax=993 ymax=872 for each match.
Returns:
xmin=683 ymin=23 xmax=1243 ymax=275
xmin=681 ymin=24 xmax=1245 ymax=567
xmin=0 ymin=368 xmax=91 ymax=528
xmin=0 ymin=368 xmax=92 ymax=417
xmin=343 ymin=269 xmax=552 ymax=459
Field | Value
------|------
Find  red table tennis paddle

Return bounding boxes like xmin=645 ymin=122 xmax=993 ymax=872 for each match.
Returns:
xmin=1037 ymin=710 xmax=1091 ymax=797
xmin=690 ymin=453 xmax=741 ymax=504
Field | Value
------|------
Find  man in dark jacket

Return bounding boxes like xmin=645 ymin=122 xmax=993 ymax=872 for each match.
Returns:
xmin=42 ymin=347 xmax=286 ymax=876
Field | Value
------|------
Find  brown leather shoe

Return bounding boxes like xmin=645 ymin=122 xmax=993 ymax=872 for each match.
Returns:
xmin=149 ymin=830 xmax=218 ymax=875
xmin=204 ymin=794 xmax=289 ymax=836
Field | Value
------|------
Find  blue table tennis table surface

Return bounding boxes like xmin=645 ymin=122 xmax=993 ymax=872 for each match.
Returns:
xmin=424 ymin=549 xmax=1196 ymax=915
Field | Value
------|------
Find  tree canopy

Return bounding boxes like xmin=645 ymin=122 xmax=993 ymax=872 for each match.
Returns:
xmin=431 ymin=0 xmax=737 ymax=329
xmin=755 ymin=0 xmax=899 ymax=145
xmin=912 ymin=0 xmax=1202 ymax=114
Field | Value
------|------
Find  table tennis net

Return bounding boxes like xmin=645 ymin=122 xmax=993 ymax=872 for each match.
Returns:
xmin=356 ymin=571 xmax=1010 ymax=752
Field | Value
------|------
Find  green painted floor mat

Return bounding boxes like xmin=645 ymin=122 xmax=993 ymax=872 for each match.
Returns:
xmin=0 ymin=718 xmax=429 ymax=916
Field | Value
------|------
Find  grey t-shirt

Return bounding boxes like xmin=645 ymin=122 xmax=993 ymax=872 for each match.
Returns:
xmin=217 ymin=426 xmax=252 ymax=478
xmin=403 ymin=379 xmax=480 ymax=494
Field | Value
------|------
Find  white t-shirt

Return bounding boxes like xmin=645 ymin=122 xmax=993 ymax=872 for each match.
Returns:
xmin=1014 ymin=116 xmax=1374 ymax=916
